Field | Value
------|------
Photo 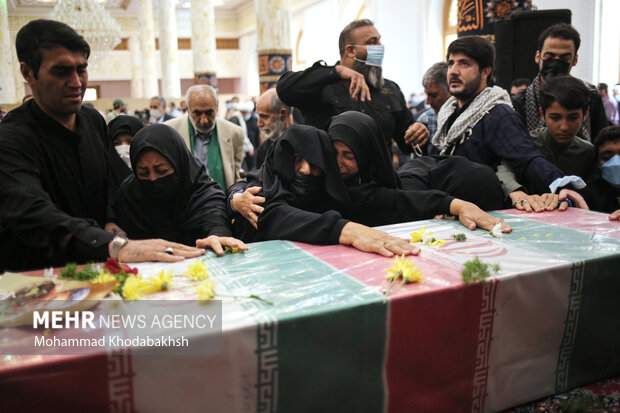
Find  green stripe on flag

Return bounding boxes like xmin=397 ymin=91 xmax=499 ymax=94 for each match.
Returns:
xmin=556 ymin=254 xmax=620 ymax=392
xmin=277 ymin=302 xmax=387 ymax=412
xmin=208 ymin=241 xmax=387 ymax=412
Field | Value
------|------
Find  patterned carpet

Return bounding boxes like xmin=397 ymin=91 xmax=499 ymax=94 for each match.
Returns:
xmin=502 ymin=377 xmax=620 ymax=413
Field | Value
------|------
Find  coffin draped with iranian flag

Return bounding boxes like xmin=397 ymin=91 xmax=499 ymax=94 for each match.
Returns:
xmin=1 ymin=209 xmax=619 ymax=413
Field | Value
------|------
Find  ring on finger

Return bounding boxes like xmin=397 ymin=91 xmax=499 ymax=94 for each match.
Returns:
xmin=165 ymin=247 xmax=174 ymax=255
xmin=519 ymin=199 xmax=528 ymax=204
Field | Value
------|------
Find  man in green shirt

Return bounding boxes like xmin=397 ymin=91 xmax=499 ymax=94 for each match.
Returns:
xmin=165 ymin=85 xmax=244 ymax=189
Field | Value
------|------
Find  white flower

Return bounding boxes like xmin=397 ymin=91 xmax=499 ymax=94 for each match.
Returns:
xmin=489 ymin=222 xmax=503 ymax=238
xmin=421 ymin=233 xmax=434 ymax=244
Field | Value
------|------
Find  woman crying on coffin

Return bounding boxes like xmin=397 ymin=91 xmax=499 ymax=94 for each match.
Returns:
xmin=231 ymin=123 xmax=420 ymax=257
xmin=328 ymin=111 xmax=512 ymax=233
xmin=113 ymin=123 xmax=247 ymax=255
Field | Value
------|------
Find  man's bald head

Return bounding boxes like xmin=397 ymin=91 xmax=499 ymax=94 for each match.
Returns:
xmin=256 ymin=88 xmax=293 ymax=140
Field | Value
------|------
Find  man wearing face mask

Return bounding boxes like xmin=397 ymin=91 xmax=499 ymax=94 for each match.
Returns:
xmin=581 ymin=125 xmax=620 ymax=215
xmin=165 ymin=84 xmax=244 ymax=190
xmin=512 ymin=23 xmax=610 ymax=141
xmin=148 ymin=96 xmax=173 ymax=124
xmin=276 ymin=19 xmax=420 ymax=156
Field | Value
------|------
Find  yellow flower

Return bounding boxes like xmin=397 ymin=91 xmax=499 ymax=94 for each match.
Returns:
xmin=194 ymin=280 xmax=217 ymax=301
xmin=122 ymin=276 xmax=144 ymax=300
xmin=224 ymin=246 xmax=241 ymax=254
xmin=187 ymin=260 xmax=209 ymax=281
xmin=431 ymin=238 xmax=446 ymax=247
xmin=91 ymin=270 xmax=117 ymax=284
xmin=410 ymin=225 xmax=427 ymax=243
xmin=143 ymin=270 xmax=173 ymax=293
xmin=384 ymin=255 xmax=423 ymax=284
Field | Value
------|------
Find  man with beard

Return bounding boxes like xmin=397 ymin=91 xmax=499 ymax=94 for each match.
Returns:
xmin=431 ymin=36 xmax=585 ymax=211
xmin=228 ymin=88 xmax=294 ymax=228
xmin=255 ymin=88 xmax=294 ymax=169
xmin=165 ymin=84 xmax=244 ymax=189
xmin=512 ymin=23 xmax=609 ymax=141
xmin=276 ymin=19 xmax=423 ymax=156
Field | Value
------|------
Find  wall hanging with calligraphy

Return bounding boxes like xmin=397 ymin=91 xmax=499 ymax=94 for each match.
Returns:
xmin=258 ymin=49 xmax=293 ymax=94
xmin=458 ymin=0 xmax=534 ymax=39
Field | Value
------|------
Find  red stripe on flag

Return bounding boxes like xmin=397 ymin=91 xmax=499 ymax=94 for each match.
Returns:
xmin=386 ymin=282 xmax=488 ymax=413
xmin=0 ymin=355 xmax=110 ymax=412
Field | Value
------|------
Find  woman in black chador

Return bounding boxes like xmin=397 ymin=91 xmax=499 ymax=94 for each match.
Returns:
xmin=114 ymin=124 xmax=246 ymax=254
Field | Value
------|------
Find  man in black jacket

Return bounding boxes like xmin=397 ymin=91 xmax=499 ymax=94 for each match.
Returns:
xmin=276 ymin=19 xmax=426 ymax=156
xmin=0 ymin=19 xmax=204 ymax=272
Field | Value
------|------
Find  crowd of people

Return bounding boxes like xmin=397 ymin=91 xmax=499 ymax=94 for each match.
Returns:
xmin=0 ymin=18 xmax=618 ymax=273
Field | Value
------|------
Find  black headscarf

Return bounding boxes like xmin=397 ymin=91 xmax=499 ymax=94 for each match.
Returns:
xmin=107 ymin=115 xmax=144 ymax=195
xmin=113 ymin=124 xmax=230 ymax=244
xmin=262 ymin=124 xmax=350 ymax=207
xmin=232 ymin=124 xmax=350 ymax=244
xmin=328 ymin=111 xmax=400 ymax=189
xmin=328 ymin=111 xmax=458 ymax=226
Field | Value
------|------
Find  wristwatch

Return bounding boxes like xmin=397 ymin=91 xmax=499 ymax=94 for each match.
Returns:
xmin=110 ymin=235 xmax=128 ymax=260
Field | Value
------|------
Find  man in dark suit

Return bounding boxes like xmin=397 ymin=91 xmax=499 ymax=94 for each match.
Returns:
xmin=149 ymin=95 xmax=174 ymax=124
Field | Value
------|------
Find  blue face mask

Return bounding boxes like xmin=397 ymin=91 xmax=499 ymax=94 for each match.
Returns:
xmin=601 ymin=155 xmax=620 ymax=187
xmin=354 ymin=44 xmax=384 ymax=67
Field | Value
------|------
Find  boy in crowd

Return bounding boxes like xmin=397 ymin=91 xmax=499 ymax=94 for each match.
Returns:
xmin=529 ymin=75 xmax=596 ymax=180
xmin=581 ymin=125 xmax=620 ymax=215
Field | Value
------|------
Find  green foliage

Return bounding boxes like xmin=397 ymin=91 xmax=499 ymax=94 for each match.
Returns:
xmin=59 ymin=262 xmax=99 ymax=281
xmin=112 ymin=271 xmax=132 ymax=295
xmin=462 ymin=257 xmax=501 ymax=284
xmin=452 ymin=233 xmax=467 ymax=242
xmin=223 ymin=246 xmax=241 ymax=255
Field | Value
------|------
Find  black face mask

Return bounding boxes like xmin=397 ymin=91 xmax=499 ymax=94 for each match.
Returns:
xmin=289 ymin=173 xmax=324 ymax=205
xmin=138 ymin=172 xmax=179 ymax=200
xmin=540 ymin=58 xmax=571 ymax=81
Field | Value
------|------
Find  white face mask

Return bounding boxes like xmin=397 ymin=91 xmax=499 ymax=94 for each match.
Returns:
xmin=115 ymin=144 xmax=132 ymax=169
xmin=149 ymin=109 xmax=162 ymax=120
xmin=353 ymin=44 xmax=385 ymax=67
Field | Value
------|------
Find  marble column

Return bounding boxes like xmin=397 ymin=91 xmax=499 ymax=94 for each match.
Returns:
xmin=0 ymin=0 xmax=17 ymax=104
xmin=191 ymin=0 xmax=218 ymax=89
xmin=157 ymin=0 xmax=181 ymax=98
xmin=139 ymin=0 xmax=159 ymax=98
xmin=129 ymin=35 xmax=144 ymax=98
xmin=255 ymin=0 xmax=293 ymax=94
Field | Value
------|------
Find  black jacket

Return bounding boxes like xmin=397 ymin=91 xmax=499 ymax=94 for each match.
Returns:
xmin=277 ymin=61 xmax=414 ymax=154
xmin=0 ymin=101 xmax=114 ymax=271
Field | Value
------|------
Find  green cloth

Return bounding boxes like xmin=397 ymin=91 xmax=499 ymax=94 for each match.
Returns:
xmin=187 ymin=117 xmax=226 ymax=189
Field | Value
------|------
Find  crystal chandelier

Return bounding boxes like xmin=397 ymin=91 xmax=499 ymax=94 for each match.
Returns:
xmin=49 ymin=0 xmax=121 ymax=53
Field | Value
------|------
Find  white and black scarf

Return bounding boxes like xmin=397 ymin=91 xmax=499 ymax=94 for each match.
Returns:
xmin=432 ymin=86 xmax=513 ymax=155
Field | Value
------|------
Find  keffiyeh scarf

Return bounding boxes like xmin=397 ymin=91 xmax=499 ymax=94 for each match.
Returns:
xmin=432 ymin=86 xmax=513 ymax=155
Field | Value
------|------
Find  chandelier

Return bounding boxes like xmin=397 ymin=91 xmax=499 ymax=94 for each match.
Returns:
xmin=49 ymin=0 xmax=121 ymax=53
